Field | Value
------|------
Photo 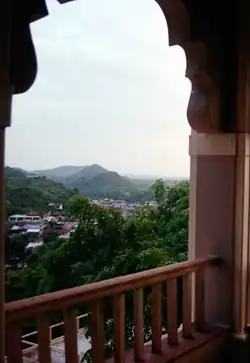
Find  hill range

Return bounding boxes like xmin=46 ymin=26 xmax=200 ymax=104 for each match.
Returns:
xmin=5 ymin=165 xmax=186 ymax=214
xmin=31 ymin=164 xmax=182 ymax=198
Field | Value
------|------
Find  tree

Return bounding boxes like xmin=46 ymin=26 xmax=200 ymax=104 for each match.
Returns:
xmin=6 ymin=180 xmax=189 ymax=295
xmin=150 ymin=179 xmax=167 ymax=205
xmin=43 ymin=228 xmax=60 ymax=244
xmin=5 ymin=233 xmax=29 ymax=269
xmin=5 ymin=181 xmax=189 ymax=361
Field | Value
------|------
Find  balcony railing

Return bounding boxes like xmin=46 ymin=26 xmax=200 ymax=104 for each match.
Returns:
xmin=5 ymin=256 xmax=222 ymax=363
xmin=20 ymin=314 xmax=89 ymax=362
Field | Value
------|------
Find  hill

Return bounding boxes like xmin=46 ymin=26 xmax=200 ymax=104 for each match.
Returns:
xmin=30 ymin=164 xmax=184 ymax=201
xmin=73 ymin=171 xmax=138 ymax=199
xmin=63 ymin=164 xmax=108 ymax=187
xmin=32 ymin=165 xmax=86 ymax=182
xmin=32 ymin=164 xmax=139 ymax=199
xmin=5 ymin=167 xmax=77 ymax=217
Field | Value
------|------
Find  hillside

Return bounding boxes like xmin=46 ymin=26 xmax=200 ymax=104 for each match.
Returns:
xmin=32 ymin=165 xmax=86 ymax=182
xmin=5 ymin=167 xmax=77 ymax=217
xmin=63 ymin=164 xmax=108 ymax=187
xmin=73 ymin=171 xmax=138 ymax=198
xmin=33 ymin=164 xmax=139 ymax=199
xmin=30 ymin=164 xmax=183 ymax=200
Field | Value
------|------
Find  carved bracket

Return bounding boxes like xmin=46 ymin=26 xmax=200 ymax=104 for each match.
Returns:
xmin=155 ymin=0 xmax=222 ymax=133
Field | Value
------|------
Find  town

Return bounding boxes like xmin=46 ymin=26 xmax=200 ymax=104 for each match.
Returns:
xmin=6 ymin=198 xmax=158 ymax=253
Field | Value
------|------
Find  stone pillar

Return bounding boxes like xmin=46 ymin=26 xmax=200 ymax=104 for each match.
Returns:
xmin=189 ymin=131 xmax=250 ymax=332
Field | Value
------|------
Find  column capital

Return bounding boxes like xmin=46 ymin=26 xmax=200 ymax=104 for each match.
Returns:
xmin=189 ymin=132 xmax=250 ymax=156
xmin=189 ymin=132 xmax=236 ymax=156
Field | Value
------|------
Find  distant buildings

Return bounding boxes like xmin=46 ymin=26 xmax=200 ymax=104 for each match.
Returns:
xmin=6 ymin=197 xmax=156 ymax=258
xmin=8 ymin=214 xmax=42 ymax=224
xmin=48 ymin=203 xmax=63 ymax=210
xmin=91 ymin=198 xmax=156 ymax=218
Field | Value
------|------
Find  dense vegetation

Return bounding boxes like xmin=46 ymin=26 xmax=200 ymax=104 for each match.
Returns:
xmin=5 ymin=167 xmax=77 ymax=217
xmin=5 ymin=179 xmax=189 ymax=359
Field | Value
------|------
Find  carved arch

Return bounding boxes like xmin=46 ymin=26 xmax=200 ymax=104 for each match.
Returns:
xmin=10 ymin=0 xmax=234 ymax=133
xmin=155 ymin=0 xmax=220 ymax=133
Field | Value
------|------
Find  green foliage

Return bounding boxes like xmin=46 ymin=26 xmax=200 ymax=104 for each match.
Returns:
xmin=69 ymin=171 xmax=142 ymax=201
xmin=5 ymin=233 xmax=29 ymax=269
xmin=5 ymin=179 xmax=189 ymax=360
xmin=150 ymin=178 xmax=167 ymax=205
xmin=5 ymin=167 xmax=78 ymax=217
xmin=5 ymin=269 xmax=26 ymax=302
xmin=35 ymin=164 xmax=142 ymax=200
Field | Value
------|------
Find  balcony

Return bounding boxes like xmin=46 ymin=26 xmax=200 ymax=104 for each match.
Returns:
xmin=16 ymin=315 xmax=90 ymax=363
xmin=3 ymin=2 xmax=250 ymax=363
xmin=5 ymin=256 xmax=227 ymax=363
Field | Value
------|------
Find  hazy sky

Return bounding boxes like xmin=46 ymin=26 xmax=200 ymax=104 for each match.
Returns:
xmin=6 ymin=0 xmax=191 ymax=177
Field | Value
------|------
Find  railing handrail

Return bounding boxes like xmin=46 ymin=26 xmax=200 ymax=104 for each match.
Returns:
xmin=5 ymin=256 xmax=222 ymax=322
xmin=21 ymin=313 xmax=88 ymax=340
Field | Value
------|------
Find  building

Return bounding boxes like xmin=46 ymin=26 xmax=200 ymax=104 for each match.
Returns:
xmin=8 ymin=214 xmax=28 ymax=224
xmin=8 ymin=214 xmax=42 ymax=224
xmin=2 ymin=1 xmax=250 ymax=363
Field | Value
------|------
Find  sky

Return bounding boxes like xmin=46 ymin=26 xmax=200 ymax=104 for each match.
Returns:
xmin=6 ymin=0 xmax=191 ymax=178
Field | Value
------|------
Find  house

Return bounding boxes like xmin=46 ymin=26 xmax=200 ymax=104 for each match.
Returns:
xmin=8 ymin=214 xmax=42 ymax=224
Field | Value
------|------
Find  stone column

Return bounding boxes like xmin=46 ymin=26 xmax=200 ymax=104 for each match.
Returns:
xmin=189 ymin=131 xmax=250 ymax=332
